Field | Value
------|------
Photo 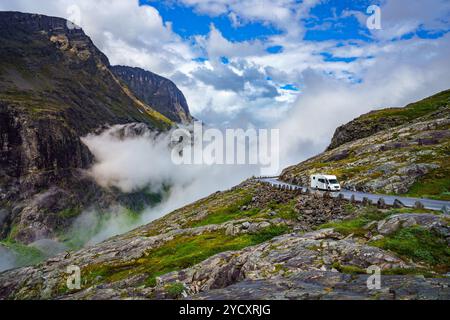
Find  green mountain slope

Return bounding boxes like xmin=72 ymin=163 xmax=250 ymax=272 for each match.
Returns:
xmin=0 ymin=179 xmax=448 ymax=299
xmin=281 ymin=89 xmax=450 ymax=200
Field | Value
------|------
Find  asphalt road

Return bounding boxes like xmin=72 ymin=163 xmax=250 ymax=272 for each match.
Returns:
xmin=258 ymin=177 xmax=450 ymax=212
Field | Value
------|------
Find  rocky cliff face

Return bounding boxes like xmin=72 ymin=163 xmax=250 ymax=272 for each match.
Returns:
xmin=327 ymin=90 xmax=450 ymax=150
xmin=111 ymin=66 xmax=193 ymax=124
xmin=281 ymin=90 xmax=450 ymax=200
xmin=0 ymin=12 xmax=173 ymax=244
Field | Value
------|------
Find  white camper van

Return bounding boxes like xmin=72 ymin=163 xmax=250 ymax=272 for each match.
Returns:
xmin=310 ymin=174 xmax=341 ymax=191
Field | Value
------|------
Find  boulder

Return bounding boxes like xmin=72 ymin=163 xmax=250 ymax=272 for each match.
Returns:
xmin=392 ymin=199 xmax=405 ymax=208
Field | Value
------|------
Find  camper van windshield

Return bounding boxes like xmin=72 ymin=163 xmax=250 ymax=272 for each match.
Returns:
xmin=328 ymin=179 xmax=338 ymax=184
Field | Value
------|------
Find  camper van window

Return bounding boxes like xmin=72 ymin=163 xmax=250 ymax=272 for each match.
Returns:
xmin=328 ymin=179 xmax=338 ymax=184
xmin=318 ymin=179 xmax=325 ymax=183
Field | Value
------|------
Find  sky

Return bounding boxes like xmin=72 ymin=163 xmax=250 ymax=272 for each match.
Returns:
xmin=1 ymin=0 xmax=450 ymax=166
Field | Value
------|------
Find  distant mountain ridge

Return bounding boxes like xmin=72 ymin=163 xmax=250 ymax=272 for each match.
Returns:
xmin=327 ymin=90 xmax=450 ymax=150
xmin=112 ymin=65 xmax=193 ymax=123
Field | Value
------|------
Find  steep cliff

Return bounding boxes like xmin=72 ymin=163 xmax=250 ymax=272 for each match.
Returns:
xmin=0 ymin=12 xmax=172 ymax=243
xmin=111 ymin=66 xmax=193 ymax=123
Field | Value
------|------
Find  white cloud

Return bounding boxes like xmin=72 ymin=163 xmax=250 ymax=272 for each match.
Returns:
xmin=0 ymin=0 xmax=195 ymax=74
xmin=276 ymin=33 xmax=450 ymax=168
xmin=346 ymin=0 xmax=450 ymax=40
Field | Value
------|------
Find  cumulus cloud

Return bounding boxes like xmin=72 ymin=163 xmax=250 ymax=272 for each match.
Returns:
xmin=0 ymin=0 xmax=195 ymax=75
xmin=276 ymin=32 xmax=450 ymax=168
xmin=75 ymin=123 xmax=269 ymax=244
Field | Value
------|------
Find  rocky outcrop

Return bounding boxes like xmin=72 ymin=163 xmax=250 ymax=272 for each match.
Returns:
xmin=191 ymin=271 xmax=450 ymax=300
xmin=0 ymin=179 xmax=448 ymax=300
xmin=327 ymin=89 xmax=450 ymax=150
xmin=154 ymin=229 xmax=410 ymax=297
xmin=376 ymin=213 xmax=450 ymax=239
xmin=112 ymin=66 xmax=193 ymax=124
xmin=327 ymin=113 xmax=404 ymax=151
xmin=281 ymin=90 xmax=450 ymax=199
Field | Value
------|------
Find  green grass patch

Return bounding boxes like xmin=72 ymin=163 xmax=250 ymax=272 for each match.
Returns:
xmin=405 ymin=166 xmax=450 ymax=201
xmin=267 ymin=199 xmax=298 ymax=220
xmin=82 ymin=225 xmax=290 ymax=289
xmin=386 ymin=207 xmax=436 ymax=215
xmin=380 ymin=268 xmax=442 ymax=278
xmin=331 ymin=262 xmax=366 ymax=275
xmin=165 ymin=282 xmax=185 ymax=299
xmin=189 ymin=193 xmax=258 ymax=227
xmin=317 ymin=207 xmax=388 ymax=236
xmin=365 ymin=89 xmax=449 ymax=122
xmin=370 ymin=226 xmax=450 ymax=271
xmin=57 ymin=207 xmax=82 ymax=219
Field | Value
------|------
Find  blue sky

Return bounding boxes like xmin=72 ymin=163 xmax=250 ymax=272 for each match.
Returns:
xmin=141 ymin=0 xmax=283 ymax=42
xmin=133 ymin=0 xmax=449 ymax=102
xmin=1 ymin=0 xmax=449 ymax=161
xmin=142 ymin=0 xmax=448 ymax=44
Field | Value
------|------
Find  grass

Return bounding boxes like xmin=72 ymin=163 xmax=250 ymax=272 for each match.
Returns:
xmin=405 ymin=166 xmax=450 ymax=201
xmin=82 ymin=225 xmax=290 ymax=290
xmin=370 ymin=226 xmax=450 ymax=271
xmin=165 ymin=282 xmax=185 ymax=298
xmin=317 ymin=207 xmax=388 ymax=236
xmin=331 ymin=262 xmax=366 ymax=275
xmin=189 ymin=193 xmax=257 ymax=227
xmin=267 ymin=199 xmax=298 ymax=220
xmin=57 ymin=207 xmax=82 ymax=219
xmin=365 ymin=89 xmax=449 ymax=122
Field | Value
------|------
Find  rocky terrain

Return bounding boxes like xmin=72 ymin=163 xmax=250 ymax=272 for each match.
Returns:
xmin=0 ymin=11 xmax=192 ymax=247
xmin=112 ymin=66 xmax=193 ymax=124
xmin=281 ymin=90 xmax=450 ymax=200
xmin=0 ymin=180 xmax=448 ymax=299
xmin=0 ymin=11 xmax=449 ymax=301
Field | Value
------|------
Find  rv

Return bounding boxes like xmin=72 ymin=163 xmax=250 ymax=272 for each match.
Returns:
xmin=310 ymin=174 xmax=341 ymax=191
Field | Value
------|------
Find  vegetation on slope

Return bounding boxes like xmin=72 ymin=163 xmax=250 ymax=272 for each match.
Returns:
xmin=281 ymin=90 xmax=450 ymax=200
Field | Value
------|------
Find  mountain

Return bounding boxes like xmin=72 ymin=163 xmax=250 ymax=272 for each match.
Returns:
xmin=0 ymin=11 xmax=176 ymax=244
xmin=281 ymin=89 xmax=450 ymax=200
xmin=1 ymin=91 xmax=448 ymax=299
xmin=111 ymin=66 xmax=193 ymax=123
xmin=1 ymin=180 xmax=448 ymax=299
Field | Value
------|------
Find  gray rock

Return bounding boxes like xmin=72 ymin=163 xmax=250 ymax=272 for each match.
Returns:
xmin=414 ymin=201 xmax=425 ymax=209
xmin=377 ymin=198 xmax=387 ymax=209
xmin=393 ymin=199 xmax=405 ymax=208
xmin=377 ymin=218 xmax=401 ymax=235
xmin=377 ymin=213 xmax=449 ymax=236
xmin=191 ymin=271 xmax=450 ymax=300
